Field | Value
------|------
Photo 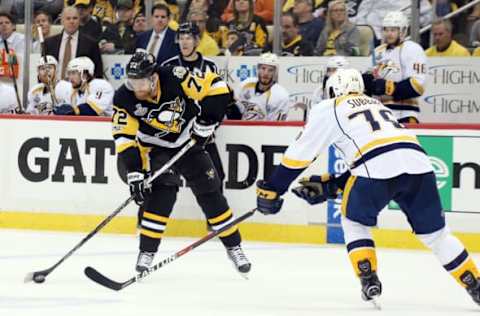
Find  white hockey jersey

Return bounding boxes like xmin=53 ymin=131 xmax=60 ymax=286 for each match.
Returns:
xmin=0 ymin=82 xmax=18 ymax=113
xmin=373 ymin=40 xmax=427 ymax=121
xmin=27 ymin=80 xmax=71 ymax=115
xmin=56 ymin=79 xmax=114 ymax=116
xmin=235 ymin=77 xmax=290 ymax=121
xmin=281 ymin=93 xmax=432 ymax=179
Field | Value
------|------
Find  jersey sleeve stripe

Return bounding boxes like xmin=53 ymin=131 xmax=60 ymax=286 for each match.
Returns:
xmin=86 ymin=100 xmax=104 ymax=115
xmin=355 ymin=135 xmax=419 ymax=159
xmin=410 ymin=78 xmax=425 ymax=95
xmin=116 ymin=139 xmax=137 ymax=153
xmin=281 ymin=157 xmax=312 ymax=169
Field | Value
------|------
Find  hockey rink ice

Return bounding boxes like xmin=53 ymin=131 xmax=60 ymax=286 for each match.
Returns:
xmin=1 ymin=229 xmax=479 ymax=316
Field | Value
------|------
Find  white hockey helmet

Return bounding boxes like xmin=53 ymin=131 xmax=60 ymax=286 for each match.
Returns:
xmin=258 ymin=52 xmax=279 ymax=69
xmin=382 ymin=11 xmax=409 ymax=38
xmin=326 ymin=56 xmax=349 ymax=70
xmin=37 ymin=55 xmax=58 ymax=68
xmin=326 ymin=68 xmax=364 ymax=98
xmin=67 ymin=56 xmax=95 ymax=77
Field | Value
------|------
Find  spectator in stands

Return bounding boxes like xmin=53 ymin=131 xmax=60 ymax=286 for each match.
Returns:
xmin=133 ymin=12 xmax=148 ymax=34
xmin=99 ymin=0 xmax=136 ymax=54
xmin=14 ymin=0 xmax=63 ymax=23
xmin=222 ymin=0 xmax=269 ymax=50
xmin=293 ymin=0 xmax=325 ymax=46
xmin=72 ymin=0 xmax=103 ymax=43
xmin=32 ymin=11 xmax=52 ymax=53
xmin=470 ymin=19 xmax=480 ymax=47
xmin=426 ymin=19 xmax=471 ymax=57
xmin=180 ymin=0 xmax=223 ymax=36
xmin=44 ymin=6 xmax=104 ymax=79
xmin=473 ymin=47 xmax=480 ymax=57
xmin=315 ymin=0 xmax=360 ymax=56
xmin=74 ymin=0 xmax=141 ymax=25
xmin=0 ymin=12 xmax=25 ymax=56
xmin=221 ymin=0 xmax=273 ymax=24
xmin=278 ymin=11 xmax=313 ymax=56
xmin=135 ymin=3 xmax=179 ymax=65
xmin=224 ymin=29 xmax=245 ymax=55
xmin=188 ymin=9 xmax=220 ymax=56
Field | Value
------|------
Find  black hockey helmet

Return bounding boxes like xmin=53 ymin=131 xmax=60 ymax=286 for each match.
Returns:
xmin=177 ymin=22 xmax=201 ymax=39
xmin=126 ymin=49 xmax=157 ymax=79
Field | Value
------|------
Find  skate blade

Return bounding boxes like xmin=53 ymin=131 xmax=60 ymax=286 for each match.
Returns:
xmin=370 ymin=297 xmax=381 ymax=310
xmin=239 ymin=272 xmax=249 ymax=280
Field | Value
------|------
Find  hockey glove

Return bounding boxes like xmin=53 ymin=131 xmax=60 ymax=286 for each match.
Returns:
xmin=291 ymin=174 xmax=340 ymax=205
xmin=53 ymin=103 xmax=77 ymax=115
xmin=127 ymin=171 xmax=151 ymax=206
xmin=256 ymin=180 xmax=284 ymax=215
xmin=192 ymin=118 xmax=217 ymax=147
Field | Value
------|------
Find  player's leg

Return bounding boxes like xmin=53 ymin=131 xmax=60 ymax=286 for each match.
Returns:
xmin=135 ymin=148 xmax=182 ymax=273
xmin=204 ymin=141 xmax=226 ymax=191
xmin=341 ymin=176 xmax=391 ymax=302
xmin=394 ymin=172 xmax=480 ymax=305
xmin=177 ymin=146 xmax=251 ymax=275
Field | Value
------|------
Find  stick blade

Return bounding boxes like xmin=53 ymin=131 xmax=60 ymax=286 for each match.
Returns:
xmin=24 ymin=270 xmax=49 ymax=283
xmin=84 ymin=266 xmax=125 ymax=291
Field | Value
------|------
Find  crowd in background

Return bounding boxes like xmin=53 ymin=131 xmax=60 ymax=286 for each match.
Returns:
xmin=0 ymin=0 xmax=479 ymax=62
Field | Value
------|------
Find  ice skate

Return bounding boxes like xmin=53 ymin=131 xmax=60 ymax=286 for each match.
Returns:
xmin=358 ymin=259 xmax=382 ymax=309
xmin=461 ymin=271 xmax=480 ymax=306
xmin=136 ymin=251 xmax=155 ymax=273
xmin=226 ymin=245 xmax=251 ymax=279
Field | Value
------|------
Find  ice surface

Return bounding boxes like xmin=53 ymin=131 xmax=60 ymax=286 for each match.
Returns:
xmin=1 ymin=230 xmax=479 ymax=316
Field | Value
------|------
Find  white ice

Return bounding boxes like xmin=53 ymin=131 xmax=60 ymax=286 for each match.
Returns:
xmin=1 ymin=229 xmax=479 ymax=316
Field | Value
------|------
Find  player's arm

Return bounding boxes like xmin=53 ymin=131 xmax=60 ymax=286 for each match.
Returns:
xmin=78 ymin=81 xmax=115 ymax=116
xmin=256 ymin=104 xmax=338 ymax=214
xmin=181 ymin=71 xmax=231 ymax=144
xmin=369 ymin=45 xmax=427 ymax=100
xmin=112 ymin=103 xmax=141 ymax=173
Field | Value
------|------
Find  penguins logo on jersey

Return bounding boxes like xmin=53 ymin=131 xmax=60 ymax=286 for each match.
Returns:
xmin=143 ymin=97 xmax=186 ymax=135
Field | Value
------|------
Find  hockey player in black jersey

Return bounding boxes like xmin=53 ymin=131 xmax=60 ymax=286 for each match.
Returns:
xmin=162 ymin=22 xmax=227 ymax=190
xmin=113 ymin=50 xmax=251 ymax=276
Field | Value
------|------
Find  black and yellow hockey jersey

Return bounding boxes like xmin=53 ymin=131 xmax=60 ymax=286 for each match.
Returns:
xmin=112 ymin=66 xmax=230 ymax=172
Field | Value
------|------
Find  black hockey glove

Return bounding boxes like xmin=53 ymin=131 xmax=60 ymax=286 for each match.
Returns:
xmin=53 ymin=103 xmax=76 ymax=115
xmin=127 ymin=171 xmax=151 ymax=206
xmin=256 ymin=180 xmax=284 ymax=215
xmin=192 ymin=118 xmax=217 ymax=147
xmin=291 ymin=174 xmax=340 ymax=205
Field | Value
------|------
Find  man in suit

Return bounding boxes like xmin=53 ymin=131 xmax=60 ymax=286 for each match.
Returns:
xmin=135 ymin=3 xmax=178 ymax=65
xmin=44 ymin=6 xmax=103 ymax=79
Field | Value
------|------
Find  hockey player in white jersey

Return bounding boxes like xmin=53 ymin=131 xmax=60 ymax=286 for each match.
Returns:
xmin=27 ymin=55 xmax=70 ymax=115
xmin=0 ymin=82 xmax=18 ymax=113
xmin=235 ymin=53 xmax=290 ymax=121
xmin=256 ymin=69 xmax=480 ymax=307
xmin=363 ymin=11 xmax=427 ymax=124
xmin=311 ymin=56 xmax=349 ymax=104
xmin=53 ymin=57 xmax=114 ymax=116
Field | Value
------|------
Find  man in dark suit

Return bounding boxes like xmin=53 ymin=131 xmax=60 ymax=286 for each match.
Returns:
xmin=44 ymin=6 xmax=103 ymax=78
xmin=135 ymin=3 xmax=179 ymax=65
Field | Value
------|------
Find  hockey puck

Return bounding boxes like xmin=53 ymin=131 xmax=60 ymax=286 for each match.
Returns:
xmin=33 ymin=274 xmax=46 ymax=283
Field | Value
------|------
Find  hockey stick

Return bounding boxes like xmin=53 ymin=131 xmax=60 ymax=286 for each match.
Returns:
xmin=37 ymin=26 xmax=58 ymax=110
xmin=85 ymin=208 xmax=257 ymax=291
xmin=3 ymin=39 xmax=23 ymax=113
xmin=24 ymin=139 xmax=196 ymax=284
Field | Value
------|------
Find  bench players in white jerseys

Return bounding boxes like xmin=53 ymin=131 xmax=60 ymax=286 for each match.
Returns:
xmin=53 ymin=57 xmax=114 ymax=116
xmin=311 ymin=56 xmax=349 ymax=104
xmin=363 ymin=11 xmax=426 ymax=124
xmin=256 ymin=69 xmax=480 ymax=307
xmin=235 ymin=53 xmax=290 ymax=121
xmin=27 ymin=55 xmax=70 ymax=115
xmin=0 ymin=82 xmax=19 ymax=113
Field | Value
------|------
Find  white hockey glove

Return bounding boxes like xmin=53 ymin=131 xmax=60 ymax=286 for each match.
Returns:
xmin=192 ymin=118 xmax=217 ymax=147
xmin=127 ymin=171 xmax=151 ymax=206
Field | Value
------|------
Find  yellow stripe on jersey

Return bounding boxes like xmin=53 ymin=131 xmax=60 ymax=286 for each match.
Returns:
xmin=450 ymin=257 xmax=480 ymax=288
xmin=334 ymin=93 xmax=362 ymax=106
xmin=341 ymin=176 xmax=357 ymax=217
xmin=348 ymin=247 xmax=378 ymax=276
xmin=86 ymin=100 xmax=103 ymax=115
xmin=181 ymin=72 xmax=227 ymax=101
xmin=143 ymin=211 xmax=169 ymax=224
xmin=244 ymin=82 xmax=257 ymax=90
xmin=140 ymin=228 xmax=164 ymax=239
xmin=208 ymin=208 xmax=233 ymax=225
xmin=355 ymin=135 xmax=419 ymax=159
xmin=281 ymin=157 xmax=311 ymax=169
xmin=410 ymin=78 xmax=425 ymax=95
xmin=116 ymin=140 xmax=137 ymax=153
xmin=112 ymin=106 xmax=139 ymax=137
